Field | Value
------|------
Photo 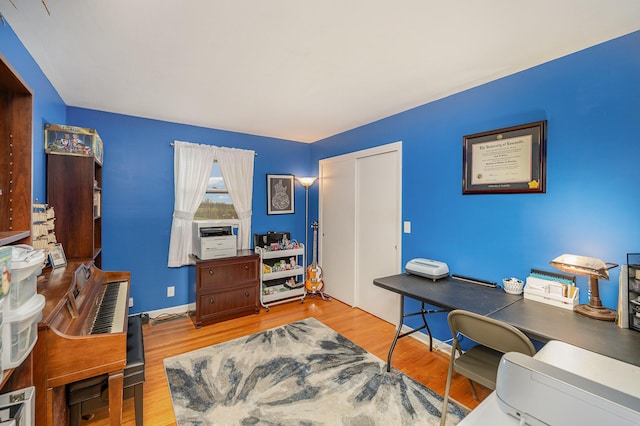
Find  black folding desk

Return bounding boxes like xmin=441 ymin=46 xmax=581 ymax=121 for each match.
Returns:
xmin=373 ymin=273 xmax=640 ymax=369
xmin=488 ymin=298 xmax=640 ymax=367
xmin=373 ymin=273 xmax=522 ymax=370
xmin=374 ymin=273 xmax=522 ymax=314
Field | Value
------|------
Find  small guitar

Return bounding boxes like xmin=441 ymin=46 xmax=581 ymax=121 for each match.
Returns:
xmin=305 ymin=221 xmax=325 ymax=293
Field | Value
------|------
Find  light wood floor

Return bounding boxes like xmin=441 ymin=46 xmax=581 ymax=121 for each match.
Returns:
xmin=85 ymin=297 xmax=490 ymax=425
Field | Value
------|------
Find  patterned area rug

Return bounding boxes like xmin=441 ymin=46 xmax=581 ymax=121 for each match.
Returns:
xmin=164 ymin=317 xmax=466 ymax=425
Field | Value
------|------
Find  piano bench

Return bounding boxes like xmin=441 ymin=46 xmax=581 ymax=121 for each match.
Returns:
xmin=67 ymin=315 xmax=145 ymax=426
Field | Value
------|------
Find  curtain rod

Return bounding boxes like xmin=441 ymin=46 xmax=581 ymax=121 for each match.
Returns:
xmin=169 ymin=142 xmax=257 ymax=155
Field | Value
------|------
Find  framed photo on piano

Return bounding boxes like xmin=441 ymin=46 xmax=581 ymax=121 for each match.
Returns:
xmin=49 ymin=243 xmax=67 ymax=268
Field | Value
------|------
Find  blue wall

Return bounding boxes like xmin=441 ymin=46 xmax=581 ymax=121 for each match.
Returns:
xmin=311 ymin=31 xmax=640 ymax=341
xmin=62 ymin=110 xmax=311 ymax=313
xmin=3 ymin=17 xmax=639 ymax=336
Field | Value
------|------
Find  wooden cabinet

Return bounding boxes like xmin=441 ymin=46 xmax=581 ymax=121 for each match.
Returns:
xmin=0 ymin=52 xmax=34 ymax=400
xmin=190 ymin=250 xmax=260 ymax=328
xmin=46 ymin=154 xmax=102 ymax=266
xmin=0 ymin=52 xmax=32 ymax=247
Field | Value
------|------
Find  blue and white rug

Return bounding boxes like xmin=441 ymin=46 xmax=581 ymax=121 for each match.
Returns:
xmin=164 ymin=317 xmax=466 ymax=425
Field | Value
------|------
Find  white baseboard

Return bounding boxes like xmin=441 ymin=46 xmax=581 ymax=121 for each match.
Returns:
xmin=141 ymin=303 xmax=195 ymax=320
xmin=400 ymin=324 xmax=453 ymax=356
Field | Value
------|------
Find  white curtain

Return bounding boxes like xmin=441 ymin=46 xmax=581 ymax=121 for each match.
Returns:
xmin=216 ymin=147 xmax=255 ymax=250
xmin=167 ymin=141 xmax=216 ymax=267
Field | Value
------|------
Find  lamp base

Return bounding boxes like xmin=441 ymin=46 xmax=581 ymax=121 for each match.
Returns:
xmin=574 ymin=303 xmax=617 ymax=321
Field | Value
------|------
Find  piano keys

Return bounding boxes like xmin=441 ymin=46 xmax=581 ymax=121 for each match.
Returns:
xmin=34 ymin=260 xmax=131 ymax=426
xmin=90 ymin=280 xmax=129 ymax=334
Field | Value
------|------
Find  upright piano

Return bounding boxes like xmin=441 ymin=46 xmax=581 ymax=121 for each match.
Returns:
xmin=34 ymin=260 xmax=130 ymax=426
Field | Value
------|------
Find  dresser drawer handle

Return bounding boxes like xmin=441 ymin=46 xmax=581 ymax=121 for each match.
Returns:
xmin=244 ymin=265 xmax=249 ymax=270
xmin=209 ymin=297 xmax=215 ymax=304
xmin=209 ymin=270 xmax=214 ymax=275
xmin=244 ymin=291 xmax=250 ymax=297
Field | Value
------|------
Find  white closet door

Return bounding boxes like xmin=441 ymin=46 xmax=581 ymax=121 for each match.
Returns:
xmin=355 ymin=149 xmax=401 ymax=324
xmin=319 ymin=142 xmax=401 ymax=324
xmin=318 ymin=156 xmax=356 ymax=305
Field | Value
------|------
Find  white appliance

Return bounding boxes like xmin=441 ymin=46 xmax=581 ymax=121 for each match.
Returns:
xmin=404 ymin=258 xmax=449 ymax=281
xmin=192 ymin=222 xmax=237 ymax=260
xmin=494 ymin=351 xmax=640 ymax=425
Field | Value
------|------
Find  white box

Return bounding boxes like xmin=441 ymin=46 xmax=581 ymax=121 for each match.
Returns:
xmin=2 ymin=295 xmax=44 ymax=370
xmin=0 ymin=386 xmax=34 ymax=426
xmin=524 ymin=276 xmax=579 ymax=310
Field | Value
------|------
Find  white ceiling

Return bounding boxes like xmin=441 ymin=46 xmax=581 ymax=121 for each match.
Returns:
xmin=2 ymin=1 xmax=640 ymax=143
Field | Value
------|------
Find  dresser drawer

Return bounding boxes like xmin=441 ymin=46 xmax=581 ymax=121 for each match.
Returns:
xmin=198 ymin=285 xmax=258 ymax=321
xmin=197 ymin=256 xmax=259 ymax=289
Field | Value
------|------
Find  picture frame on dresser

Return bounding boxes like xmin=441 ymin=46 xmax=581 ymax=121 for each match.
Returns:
xmin=266 ymin=174 xmax=295 ymax=215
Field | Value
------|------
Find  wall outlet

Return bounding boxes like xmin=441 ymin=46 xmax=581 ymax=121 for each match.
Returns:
xmin=167 ymin=286 xmax=175 ymax=297
xmin=129 ymin=297 xmax=134 ymax=307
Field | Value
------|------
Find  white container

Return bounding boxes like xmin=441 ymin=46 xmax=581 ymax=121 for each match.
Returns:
xmin=2 ymin=294 xmax=44 ymax=369
xmin=9 ymin=247 xmax=44 ymax=312
xmin=0 ymin=386 xmax=34 ymax=426
xmin=502 ymin=277 xmax=524 ymax=295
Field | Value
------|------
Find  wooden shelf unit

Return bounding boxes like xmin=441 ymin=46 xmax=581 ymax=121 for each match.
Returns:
xmin=0 ymin=52 xmax=34 ymax=396
xmin=0 ymin=53 xmax=32 ymax=247
xmin=46 ymin=154 xmax=102 ymax=266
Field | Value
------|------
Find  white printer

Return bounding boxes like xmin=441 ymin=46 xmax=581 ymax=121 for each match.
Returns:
xmin=192 ymin=222 xmax=237 ymax=260
xmin=461 ymin=342 xmax=640 ymax=425
xmin=495 ymin=351 xmax=640 ymax=425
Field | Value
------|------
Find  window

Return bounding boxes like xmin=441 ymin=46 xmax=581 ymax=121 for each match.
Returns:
xmin=194 ymin=162 xmax=238 ymax=220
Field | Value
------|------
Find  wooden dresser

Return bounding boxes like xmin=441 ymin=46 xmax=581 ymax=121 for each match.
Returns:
xmin=190 ymin=250 xmax=260 ymax=327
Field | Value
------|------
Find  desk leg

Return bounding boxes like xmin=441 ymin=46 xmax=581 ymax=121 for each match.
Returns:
xmin=386 ymin=296 xmax=405 ymax=372
xmin=385 ymin=299 xmax=444 ymax=372
xmin=419 ymin=301 xmax=433 ymax=352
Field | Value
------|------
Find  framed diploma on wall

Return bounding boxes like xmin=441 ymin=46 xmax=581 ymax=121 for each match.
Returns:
xmin=463 ymin=120 xmax=547 ymax=194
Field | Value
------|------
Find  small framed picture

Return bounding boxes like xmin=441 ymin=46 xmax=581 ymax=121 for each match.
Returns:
xmin=266 ymin=174 xmax=295 ymax=215
xmin=49 ymin=243 xmax=67 ymax=268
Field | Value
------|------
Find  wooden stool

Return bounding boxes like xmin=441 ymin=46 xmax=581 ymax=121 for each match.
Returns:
xmin=67 ymin=315 xmax=145 ymax=426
